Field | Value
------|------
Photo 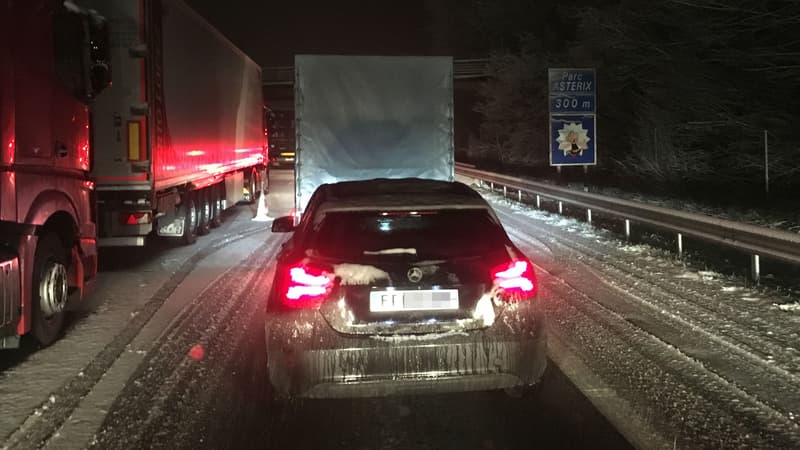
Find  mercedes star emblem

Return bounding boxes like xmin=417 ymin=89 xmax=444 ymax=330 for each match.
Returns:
xmin=407 ymin=267 xmax=423 ymax=283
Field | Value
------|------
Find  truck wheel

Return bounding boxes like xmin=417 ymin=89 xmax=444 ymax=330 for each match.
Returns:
xmin=219 ymin=182 xmax=228 ymax=211
xmin=31 ymin=233 xmax=69 ymax=346
xmin=180 ymin=193 xmax=198 ymax=245
xmin=246 ymin=174 xmax=257 ymax=204
xmin=197 ymin=189 xmax=211 ymax=235
xmin=210 ymin=185 xmax=222 ymax=228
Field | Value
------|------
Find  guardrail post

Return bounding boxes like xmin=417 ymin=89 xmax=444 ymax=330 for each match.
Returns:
xmin=536 ymin=195 xmax=541 ymax=208
xmin=518 ymin=190 xmax=522 ymax=202
xmin=625 ymin=219 xmax=631 ymax=239
xmin=558 ymin=201 xmax=563 ymax=214
xmin=490 ymin=182 xmax=494 ymax=192
xmin=503 ymin=186 xmax=507 ymax=197
xmin=587 ymin=209 xmax=592 ymax=224
xmin=751 ymin=254 xmax=761 ymax=284
xmin=677 ymin=233 xmax=683 ymax=257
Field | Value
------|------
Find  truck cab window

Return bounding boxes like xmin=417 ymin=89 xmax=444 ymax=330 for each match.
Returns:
xmin=53 ymin=11 xmax=86 ymax=98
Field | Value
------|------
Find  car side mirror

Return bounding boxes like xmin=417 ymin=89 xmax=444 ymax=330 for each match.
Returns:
xmin=271 ymin=216 xmax=295 ymax=233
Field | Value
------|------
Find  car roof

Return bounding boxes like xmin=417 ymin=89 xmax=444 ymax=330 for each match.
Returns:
xmin=310 ymin=178 xmax=493 ymax=222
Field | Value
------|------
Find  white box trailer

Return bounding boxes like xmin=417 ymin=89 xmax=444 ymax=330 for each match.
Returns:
xmin=86 ymin=0 xmax=266 ymax=246
xmin=293 ymin=55 xmax=455 ymax=213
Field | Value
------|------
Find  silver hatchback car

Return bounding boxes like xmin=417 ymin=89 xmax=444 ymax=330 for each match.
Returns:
xmin=265 ymin=178 xmax=546 ymax=401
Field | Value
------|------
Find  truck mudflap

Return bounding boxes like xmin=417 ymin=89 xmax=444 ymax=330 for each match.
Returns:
xmin=0 ymin=249 xmax=21 ymax=349
xmin=67 ymin=238 xmax=98 ymax=304
xmin=156 ymin=215 xmax=187 ymax=238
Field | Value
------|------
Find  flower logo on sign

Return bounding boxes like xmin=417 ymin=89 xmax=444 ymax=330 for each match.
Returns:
xmin=556 ymin=122 xmax=590 ymax=157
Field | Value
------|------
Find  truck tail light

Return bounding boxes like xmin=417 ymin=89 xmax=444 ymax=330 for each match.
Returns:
xmin=492 ymin=260 xmax=536 ymax=297
xmin=282 ymin=264 xmax=335 ymax=309
xmin=119 ymin=212 xmax=151 ymax=225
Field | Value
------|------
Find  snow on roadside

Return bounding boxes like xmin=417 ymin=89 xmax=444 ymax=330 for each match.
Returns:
xmin=674 ymin=270 xmax=723 ymax=281
xmin=619 ymin=244 xmax=649 ymax=254
xmin=483 ymin=187 xmax=800 ymax=335
xmin=567 ymin=181 xmax=800 ymax=234
xmin=775 ymin=303 xmax=800 ymax=313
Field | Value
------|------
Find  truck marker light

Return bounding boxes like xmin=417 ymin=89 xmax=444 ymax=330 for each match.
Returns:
xmin=5 ymin=139 xmax=15 ymax=164
xmin=79 ymin=142 xmax=90 ymax=168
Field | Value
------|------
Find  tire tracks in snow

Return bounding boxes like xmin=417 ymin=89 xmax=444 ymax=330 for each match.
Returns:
xmin=492 ymin=202 xmax=800 ymax=447
xmin=89 ymin=238 xmax=279 ymax=449
xmin=2 ymin=215 xmax=271 ymax=450
xmin=501 ymin=211 xmax=800 ymax=409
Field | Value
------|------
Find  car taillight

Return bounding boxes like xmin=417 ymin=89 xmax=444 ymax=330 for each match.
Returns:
xmin=492 ymin=260 xmax=536 ymax=297
xmin=282 ymin=264 xmax=335 ymax=309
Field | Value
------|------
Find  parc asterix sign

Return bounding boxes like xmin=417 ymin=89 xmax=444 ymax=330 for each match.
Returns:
xmin=548 ymin=68 xmax=597 ymax=167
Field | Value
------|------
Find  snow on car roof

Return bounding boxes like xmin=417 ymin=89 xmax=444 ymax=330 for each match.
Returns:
xmin=317 ymin=178 xmax=488 ymax=208
xmin=311 ymin=178 xmax=494 ymax=223
xmin=322 ymin=178 xmax=480 ymax=199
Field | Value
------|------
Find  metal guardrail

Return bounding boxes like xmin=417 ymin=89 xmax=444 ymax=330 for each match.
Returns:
xmin=455 ymin=164 xmax=800 ymax=281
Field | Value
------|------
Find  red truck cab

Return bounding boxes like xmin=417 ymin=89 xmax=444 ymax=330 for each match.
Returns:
xmin=1 ymin=0 xmax=110 ymax=348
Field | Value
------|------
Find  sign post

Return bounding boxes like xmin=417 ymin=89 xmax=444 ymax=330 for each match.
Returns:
xmin=548 ymin=69 xmax=597 ymax=167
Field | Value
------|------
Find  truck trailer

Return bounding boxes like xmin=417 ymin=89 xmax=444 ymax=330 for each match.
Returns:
xmin=1 ymin=0 xmax=111 ymax=348
xmin=1 ymin=0 xmax=266 ymax=348
xmin=293 ymin=55 xmax=454 ymax=214
xmin=86 ymin=0 xmax=266 ymax=247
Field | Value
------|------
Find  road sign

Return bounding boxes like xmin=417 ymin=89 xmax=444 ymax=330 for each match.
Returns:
xmin=549 ymin=68 xmax=597 ymax=166
xmin=549 ymin=115 xmax=596 ymax=166
xmin=550 ymin=95 xmax=595 ymax=114
xmin=549 ymin=69 xmax=595 ymax=93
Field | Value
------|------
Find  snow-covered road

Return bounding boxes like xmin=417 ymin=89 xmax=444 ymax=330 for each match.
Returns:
xmin=3 ymin=171 xmax=799 ymax=449
xmin=481 ymin=189 xmax=800 ymax=448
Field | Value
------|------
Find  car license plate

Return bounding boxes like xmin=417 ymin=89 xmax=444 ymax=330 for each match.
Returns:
xmin=369 ymin=289 xmax=459 ymax=312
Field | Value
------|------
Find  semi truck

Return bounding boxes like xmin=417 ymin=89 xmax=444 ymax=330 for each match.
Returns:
xmin=293 ymin=55 xmax=455 ymax=215
xmin=1 ymin=0 xmax=110 ymax=348
xmin=1 ymin=0 xmax=266 ymax=349
xmin=86 ymin=0 xmax=266 ymax=247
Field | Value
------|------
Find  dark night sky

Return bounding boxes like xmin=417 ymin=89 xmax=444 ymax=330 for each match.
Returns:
xmin=185 ymin=0 xmax=451 ymax=67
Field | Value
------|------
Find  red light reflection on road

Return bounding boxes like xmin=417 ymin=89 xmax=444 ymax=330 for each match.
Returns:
xmin=189 ymin=344 xmax=205 ymax=360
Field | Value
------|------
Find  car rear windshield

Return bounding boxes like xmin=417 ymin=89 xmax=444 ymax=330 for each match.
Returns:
xmin=309 ymin=209 xmax=510 ymax=260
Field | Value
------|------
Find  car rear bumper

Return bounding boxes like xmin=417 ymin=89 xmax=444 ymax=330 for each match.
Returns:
xmin=265 ymin=303 xmax=546 ymax=399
